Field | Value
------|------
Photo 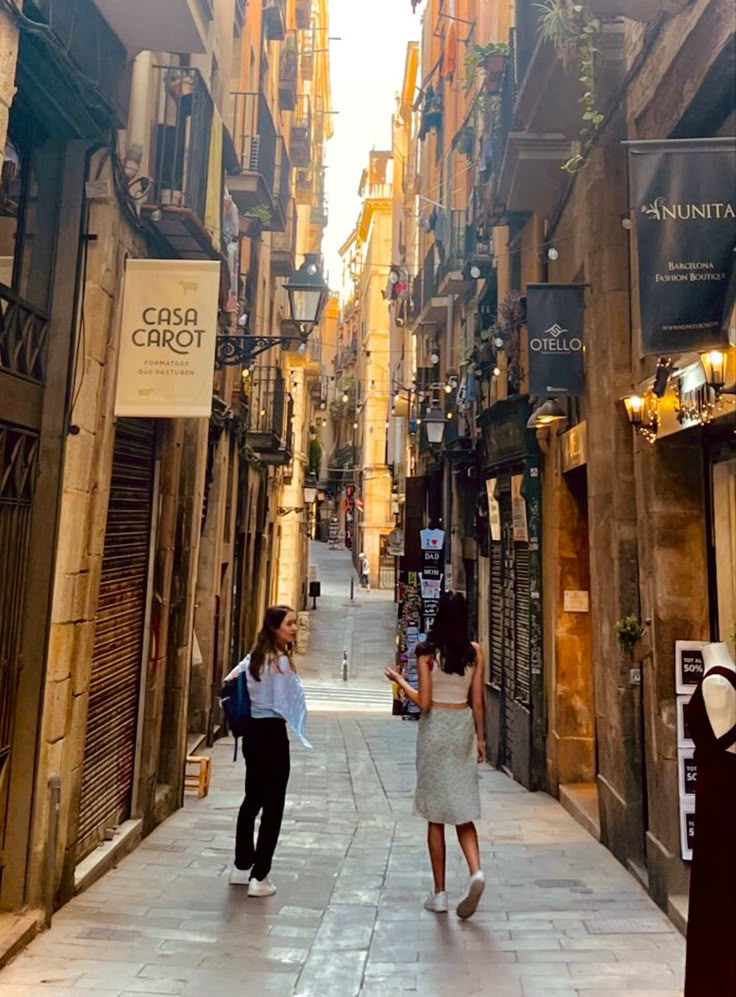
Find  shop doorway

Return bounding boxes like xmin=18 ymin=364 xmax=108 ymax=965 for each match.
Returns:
xmin=555 ymin=466 xmax=599 ymax=836
xmin=75 ymin=419 xmax=157 ymax=861
xmin=710 ymin=453 xmax=736 ymax=642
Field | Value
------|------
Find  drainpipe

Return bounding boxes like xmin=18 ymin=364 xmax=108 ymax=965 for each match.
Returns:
xmin=124 ymin=52 xmax=152 ymax=180
xmin=44 ymin=775 xmax=61 ymax=927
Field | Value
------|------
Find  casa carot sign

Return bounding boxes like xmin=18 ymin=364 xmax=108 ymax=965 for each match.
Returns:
xmin=114 ymin=259 xmax=221 ymax=418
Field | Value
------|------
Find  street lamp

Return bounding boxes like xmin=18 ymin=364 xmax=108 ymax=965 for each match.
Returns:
xmin=285 ymin=253 xmax=330 ymax=334
xmin=424 ymin=401 xmax=446 ymax=446
xmin=216 ymin=254 xmax=330 ymax=367
xmin=700 ymin=349 xmax=728 ymax=398
xmin=526 ymin=398 xmax=567 ymax=429
xmin=303 ymin=472 xmax=318 ymax=506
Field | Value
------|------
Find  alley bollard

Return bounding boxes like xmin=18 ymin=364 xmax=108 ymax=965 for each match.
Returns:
xmin=342 ymin=651 xmax=348 ymax=682
xmin=350 ymin=577 xmax=354 ymax=602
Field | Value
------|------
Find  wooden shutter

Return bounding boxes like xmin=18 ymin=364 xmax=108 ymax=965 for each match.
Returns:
xmin=76 ymin=419 xmax=155 ymax=859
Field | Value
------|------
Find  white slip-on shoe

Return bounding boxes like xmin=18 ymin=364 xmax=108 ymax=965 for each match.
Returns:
xmin=456 ymin=870 xmax=485 ymax=919
xmin=229 ymin=866 xmax=252 ymax=885
xmin=423 ymin=890 xmax=448 ymax=913
xmin=248 ymin=876 xmax=277 ymax=898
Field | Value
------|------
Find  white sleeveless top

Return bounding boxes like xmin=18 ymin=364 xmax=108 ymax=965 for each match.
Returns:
xmin=431 ymin=660 xmax=475 ymax=704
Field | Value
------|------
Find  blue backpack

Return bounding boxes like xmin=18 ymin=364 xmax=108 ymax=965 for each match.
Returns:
xmin=220 ymin=659 xmax=252 ymax=760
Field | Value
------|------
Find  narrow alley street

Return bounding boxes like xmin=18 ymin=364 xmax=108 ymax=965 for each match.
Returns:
xmin=0 ymin=543 xmax=685 ymax=997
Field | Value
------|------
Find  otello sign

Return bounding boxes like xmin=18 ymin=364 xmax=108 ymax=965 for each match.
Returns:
xmin=115 ymin=259 xmax=220 ymax=418
xmin=527 ymin=284 xmax=586 ymax=398
xmin=629 ymin=138 xmax=736 ymax=356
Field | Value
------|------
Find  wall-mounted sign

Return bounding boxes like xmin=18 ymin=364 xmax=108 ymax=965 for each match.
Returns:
xmin=561 ymin=421 xmax=588 ymax=473
xmin=675 ymin=640 xmax=707 ymax=693
xmin=114 ymin=259 xmax=220 ymax=418
xmin=564 ymin=590 xmax=590 ymax=613
xmin=386 ymin=527 xmax=405 ymax=557
xmin=628 ymin=138 xmax=736 ymax=356
xmin=486 ymin=478 xmax=501 ymax=542
xmin=511 ymin=474 xmax=528 ymax=542
xmin=680 ymin=800 xmax=695 ymax=862
xmin=678 ymin=747 xmax=697 ymax=801
xmin=676 ymin=695 xmax=694 ymax=748
xmin=526 ymin=283 xmax=586 ymax=397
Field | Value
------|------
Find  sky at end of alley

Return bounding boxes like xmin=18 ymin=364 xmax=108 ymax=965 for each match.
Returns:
xmin=323 ymin=0 xmax=421 ymax=290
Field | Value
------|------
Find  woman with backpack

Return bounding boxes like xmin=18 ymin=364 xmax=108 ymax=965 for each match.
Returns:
xmin=385 ymin=591 xmax=486 ymax=919
xmin=224 ymin=605 xmax=309 ymax=897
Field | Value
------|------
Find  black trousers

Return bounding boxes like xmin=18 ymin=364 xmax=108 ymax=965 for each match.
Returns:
xmin=235 ymin=718 xmax=290 ymax=880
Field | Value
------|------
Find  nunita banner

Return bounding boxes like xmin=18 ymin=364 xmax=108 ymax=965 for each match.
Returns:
xmin=114 ymin=259 xmax=221 ymax=418
xmin=527 ymin=283 xmax=586 ymax=397
xmin=628 ymin=138 xmax=736 ymax=356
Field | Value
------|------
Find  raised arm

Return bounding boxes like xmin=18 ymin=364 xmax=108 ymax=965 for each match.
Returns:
xmin=470 ymin=642 xmax=486 ymax=762
xmin=385 ymin=655 xmax=433 ymax=711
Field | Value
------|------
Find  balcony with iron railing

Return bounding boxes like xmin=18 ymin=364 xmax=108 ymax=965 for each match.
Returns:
xmin=246 ymin=366 xmax=292 ymax=464
xmin=142 ymin=66 xmax=220 ymax=260
xmin=436 ymin=209 xmax=471 ymax=294
xmin=271 ymin=198 xmax=297 ymax=276
xmin=291 ymin=95 xmax=312 ymax=168
xmin=295 ymin=0 xmax=311 ymax=29
xmin=263 ymin=0 xmax=286 ymax=41
xmin=228 ymin=92 xmax=290 ymax=232
xmin=279 ymin=32 xmax=298 ymax=112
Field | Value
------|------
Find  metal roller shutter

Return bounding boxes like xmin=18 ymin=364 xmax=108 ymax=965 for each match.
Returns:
xmin=500 ymin=495 xmax=515 ymax=770
xmin=76 ymin=419 xmax=155 ymax=859
xmin=490 ymin=541 xmax=503 ymax=688
xmin=514 ymin=544 xmax=531 ymax=706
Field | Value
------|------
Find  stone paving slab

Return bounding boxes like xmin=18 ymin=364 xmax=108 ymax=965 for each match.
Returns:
xmin=1 ymin=541 xmax=685 ymax=995
xmin=0 ymin=713 xmax=684 ymax=997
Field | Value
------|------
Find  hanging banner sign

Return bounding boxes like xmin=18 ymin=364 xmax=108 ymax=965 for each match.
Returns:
xmin=526 ymin=284 xmax=586 ymax=397
xmin=115 ymin=259 xmax=220 ymax=417
xmin=628 ymin=138 xmax=736 ymax=356
xmin=485 ymin=477 xmax=501 ymax=542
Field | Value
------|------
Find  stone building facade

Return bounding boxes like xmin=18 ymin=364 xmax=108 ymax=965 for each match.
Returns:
xmin=392 ymin=0 xmax=735 ymax=924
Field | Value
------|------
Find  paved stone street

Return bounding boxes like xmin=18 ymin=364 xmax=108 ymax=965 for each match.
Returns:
xmin=0 ymin=544 xmax=685 ymax=996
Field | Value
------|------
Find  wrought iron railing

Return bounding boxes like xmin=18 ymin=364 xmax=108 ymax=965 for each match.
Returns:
xmin=248 ymin=366 xmax=286 ymax=441
xmin=422 ymin=244 xmax=438 ymax=311
xmin=492 ymin=30 xmax=518 ymax=180
xmin=230 ymin=91 xmax=278 ymax=195
xmin=0 ymin=286 xmax=50 ymax=384
xmin=279 ymin=31 xmax=298 ymax=111
xmin=151 ymin=66 xmax=214 ymax=223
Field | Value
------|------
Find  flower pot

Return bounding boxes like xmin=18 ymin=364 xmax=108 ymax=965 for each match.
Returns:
xmin=484 ymin=53 xmax=506 ymax=94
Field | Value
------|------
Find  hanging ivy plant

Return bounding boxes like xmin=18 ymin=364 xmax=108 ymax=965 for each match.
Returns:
xmin=535 ymin=0 xmax=604 ymax=173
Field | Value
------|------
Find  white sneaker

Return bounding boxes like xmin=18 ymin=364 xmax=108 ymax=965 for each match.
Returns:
xmin=423 ymin=890 xmax=448 ymax=913
xmin=456 ymin=870 xmax=485 ymax=919
xmin=248 ymin=876 xmax=276 ymax=898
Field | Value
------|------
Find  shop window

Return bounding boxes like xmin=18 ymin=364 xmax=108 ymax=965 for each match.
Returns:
xmin=0 ymin=116 xmax=62 ymax=312
xmin=712 ymin=457 xmax=736 ymax=643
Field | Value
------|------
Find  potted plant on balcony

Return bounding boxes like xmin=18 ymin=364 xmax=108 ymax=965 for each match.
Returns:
xmin=241 ymin=205 xmax=272 ymax=237
xmin=464 ymin=42 xmax=508 ymax=94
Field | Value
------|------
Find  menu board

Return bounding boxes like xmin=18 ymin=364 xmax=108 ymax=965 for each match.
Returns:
xmin=675 ymin=641 xmax=704 ymax=861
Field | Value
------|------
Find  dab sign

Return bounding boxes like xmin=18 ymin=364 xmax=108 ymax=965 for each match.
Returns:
xmin=115 ymin=259 xmax=221 ymax=418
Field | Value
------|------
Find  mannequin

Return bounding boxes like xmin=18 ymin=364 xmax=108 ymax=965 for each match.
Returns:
xmin=684 ymin=641 xmax=736 ymax=996
xmin=702 ymin=642 xmax=736 ymax=753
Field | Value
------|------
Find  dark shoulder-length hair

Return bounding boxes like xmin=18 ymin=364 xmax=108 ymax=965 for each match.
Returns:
xmin=249 ymin=605 xmax=295 ymax=681
xmin=426 ymin=591 xmax=475 ymax=676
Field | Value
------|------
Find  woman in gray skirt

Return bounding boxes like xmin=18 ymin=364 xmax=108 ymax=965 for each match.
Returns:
xmin=385 ymin=592 xmax=486 ymax=919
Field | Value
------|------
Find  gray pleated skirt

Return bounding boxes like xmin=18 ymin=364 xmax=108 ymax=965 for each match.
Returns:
xmin=414 ymin=707 xmax=481 ymax=825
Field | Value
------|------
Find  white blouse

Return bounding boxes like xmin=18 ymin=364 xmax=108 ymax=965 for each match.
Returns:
xmin=225 ymin=653 xmax=312 ymax=748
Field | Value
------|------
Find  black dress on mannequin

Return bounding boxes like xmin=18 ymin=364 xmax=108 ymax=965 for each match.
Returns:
xmin=684 ymin=667 xmax=736 ymax=996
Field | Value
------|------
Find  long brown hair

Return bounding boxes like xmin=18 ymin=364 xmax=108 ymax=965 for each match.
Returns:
xmin=249 ymin=605 xmax=295 ymax=681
